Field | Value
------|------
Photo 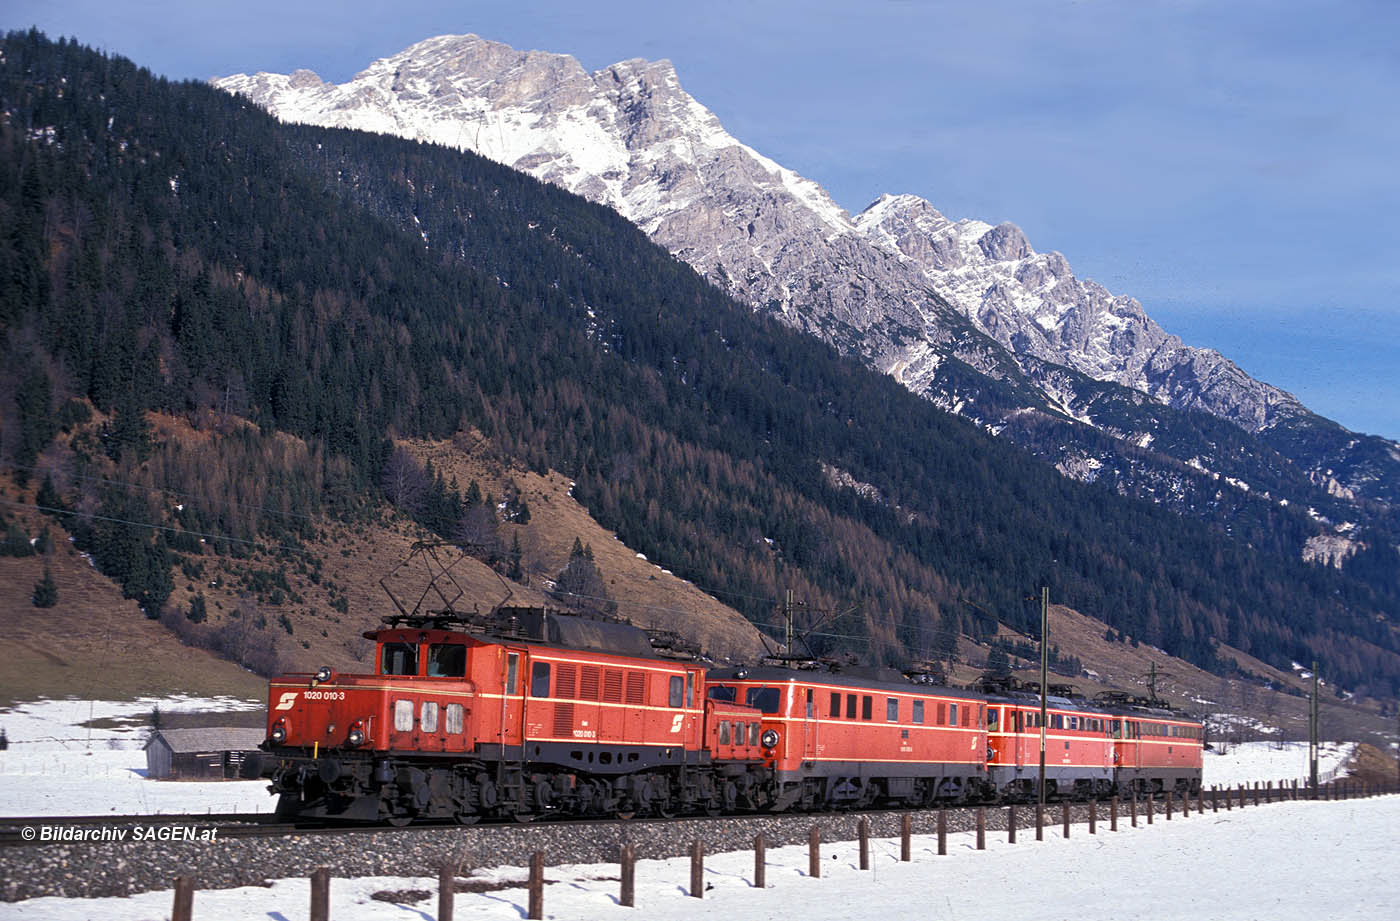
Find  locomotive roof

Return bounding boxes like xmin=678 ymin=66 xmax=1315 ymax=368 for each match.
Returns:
xmin=375 ymin=606 xmax=663 ymax=659
xmin=707 ymin=665 xmax=985 ymax=700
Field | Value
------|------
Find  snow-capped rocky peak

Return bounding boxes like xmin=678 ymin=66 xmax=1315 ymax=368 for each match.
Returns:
xmin=214 ymin=35 xmax=1398 ymax=516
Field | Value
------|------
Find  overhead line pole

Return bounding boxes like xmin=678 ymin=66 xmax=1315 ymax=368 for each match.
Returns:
xmin=1039 ymin=586 xmax=1049 ymax=815
xmin=1309 ymin=661 xmax=1319 ymax=797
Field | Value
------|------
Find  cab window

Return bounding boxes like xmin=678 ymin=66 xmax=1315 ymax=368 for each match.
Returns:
xmin=745 ymin=687 xmax=782 ymax=714
xmin=707 ymin=686 xmax=737 ymax=703
xmin=530 ymin=661 xmax=551 ymax=697
xmin=987 ymin=708 xmax=999 ymax=731
xmin=912 ymin=699 xmax=925 ymax=724
xmin=504 ymin=653 xmax=520 ymax=693
xmin=670 ymin=676 xmax=685 ymax=708
xmin=381 ymin=642 xmax=418 ymax=676
xmin=427 ymin=643 xmax=466 ymax=678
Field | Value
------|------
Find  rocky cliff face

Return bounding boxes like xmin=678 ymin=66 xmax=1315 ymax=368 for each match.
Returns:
xmin=215 ymin=34 xmax=1398 ymax=542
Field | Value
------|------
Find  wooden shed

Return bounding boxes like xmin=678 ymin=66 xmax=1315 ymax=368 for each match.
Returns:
xmin=144 ymin=728 xmax=267 ymax=780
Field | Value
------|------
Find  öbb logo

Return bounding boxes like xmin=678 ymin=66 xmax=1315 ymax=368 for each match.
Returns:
xmin=274 ymin=691 xmax=299 ymax=711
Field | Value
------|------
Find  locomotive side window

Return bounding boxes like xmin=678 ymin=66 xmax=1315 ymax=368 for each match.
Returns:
xmin=670 ymin=676 xmax=685 ymax=708
xmin=846 ymin=694 xmax=857 ymax=719
xmin=707 ymin=686 xmax=737 ymax=703
xmin=1051 ymin=714 xmax=1063 ymax=729
xmin=530 ymin=662 xmax=551 ymax=697
xmin=978 ymin=704 xmax=985 ymax=728
xmin=719 ymin=721 xmax=731 ymax=745
xmin=505 ymin=653 xmax=520 ymax=694
xmin=381 ymin=643 xmax=418 ymax=676
xmin=830 ymin=692 xmax=841 ymax=718
xmin=1014 ymin=711 xmax=1023 ymax=732
xmin=937 ymin=702 xmax=946 ymax=725
xmin=749 ymin=722 xmax=761 ymax=746
xmin=949 ymin=703 xmax=958 ymax=726
xmin=421 ymin=701 xmax=439 ymax=733
xmin=445 ymin=703 xmax=464 ymax=734
xmin=806 ymin=689 xmax=815 ymax=718
xmin=394 ymin=699 xmax=414 ymax=731
xmin=686 ymin=672 xmax=695 ymax=708
xmin=427 ymin=644 xmax=466 ymax=678
xmin=962 ymin=705 xmax=971 ymax=728
xmin=912 ymin=700 xmax=925 ymax=724
xmin=886 ymin=698 xmax=899 ymax=722
xmin=745 ymin=687 xmax=782 ymax=714
xmin=861 ymin=696 xmax=873 ymax=721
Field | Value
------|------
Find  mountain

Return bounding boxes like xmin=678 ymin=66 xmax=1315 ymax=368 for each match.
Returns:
xmin=5 ymin=30 xmax=1400 ymax=700
xmin=216 ymin=33 xmax=1400 ymax=547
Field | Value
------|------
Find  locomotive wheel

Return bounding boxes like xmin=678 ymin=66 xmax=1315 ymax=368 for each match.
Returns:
xmin=385 ymin=813 xmax=414 ymax=827
xmin=452 ymin=811 xmax=479 ymax=826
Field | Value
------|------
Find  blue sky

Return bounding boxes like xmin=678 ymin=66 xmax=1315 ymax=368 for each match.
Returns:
xmin=9 ymin=0 xmax=1398 ymax=440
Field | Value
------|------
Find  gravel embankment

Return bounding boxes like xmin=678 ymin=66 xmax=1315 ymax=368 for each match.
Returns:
xmin=3 ymin=798 xmax=1221 ymax=902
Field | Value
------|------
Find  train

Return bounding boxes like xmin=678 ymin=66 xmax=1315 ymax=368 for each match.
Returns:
xmin=241 ymin=605 xmax=1203 ymax=824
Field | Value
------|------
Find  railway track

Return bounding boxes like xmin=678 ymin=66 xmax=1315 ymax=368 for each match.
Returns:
xmin=0 ymin=801 xmax=979 ymax=848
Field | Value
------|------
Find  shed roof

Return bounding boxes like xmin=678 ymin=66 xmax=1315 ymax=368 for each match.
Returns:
xmin=144 ymin=727 xmax=266 ymax=753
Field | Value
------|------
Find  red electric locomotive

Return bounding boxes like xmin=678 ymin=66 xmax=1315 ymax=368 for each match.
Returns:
xmin=985 ymin=691 xmax=1116 ymax=800
xmin=1110 ymin=702 xmax=1204 ymax=795
xmin=982 ymin=679 xmax=1204 ymax=799
xmin=243 ymin=607 xmax=769 ymax=823
xmin=706 ymin=665 xmax=990 ymax=810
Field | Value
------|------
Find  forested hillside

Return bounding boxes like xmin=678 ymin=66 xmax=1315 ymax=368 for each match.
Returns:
xmin=2 ymin=31 xmax=1398 ymax=695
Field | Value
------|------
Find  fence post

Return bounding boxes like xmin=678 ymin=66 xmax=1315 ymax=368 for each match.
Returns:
xmin=1253 ymin=782 xmax=1260 ymax=807
xmin=438 ymin=865 xmax=454 ymax=921
xmin=1239 ymin=783 xmax=1247 ymax=807
xmin=1198 ymin=787 xmax=1205 ymax=815
xmin=621 ymin=844 xmax=636 ymax=907
xmin=690 ymin=840 xmax=704 ymax=898
xmin=976 ymin=807 xmax=986 ymax=850
xmin=310 ymin=867 xmax=330 ymax=921
xmin=937 ymin=809 xmax=947 ymax=856
xmin=809 ymin=826 xmax=821 ymax=878
xmin=901 ymin=814 xmax=912 ymax=862
xmin=1035 ymin=803 xmax=1044 ymax=840
xmin=1166 ymin=790 xmax=1173 ymax=820
xmin=1008 ymin=805 xmax=1017 ymax=844
xmin=172 ymin=877 xmax=195 ymax=921
xmin=1089 ymin=797 xmax=1096 ymax=834
xmin=1062 ymin=802 xmax=1070 ymax=838
xmin=859 ymin=818 xmax=870 ymax=869
xmin=528 ymin=852 xmax=544 ymax=920
xmin=1146 ymin=792 xmax=1153 ymax=825
xmin=1130 ymin=793 xmax=1138 ymax=827
xmin=1110 ymin=796 xmax=1118 ymax=832
xmin=754 ymin=834 xmax=766 ymax=889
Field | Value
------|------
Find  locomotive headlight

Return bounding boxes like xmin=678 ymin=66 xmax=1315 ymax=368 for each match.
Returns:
xmin=760 ymin=729 xmax=779 ymax=749
xmin=346 ymin=723 xmax=365 ymax=747
xmin=311 ymin=665 xmax=333 ymax=687
xmin=270 ymin=720 xmax=287 ymax=744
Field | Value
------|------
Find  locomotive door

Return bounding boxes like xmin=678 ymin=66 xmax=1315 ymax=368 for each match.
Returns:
xmin=803 ymin=687 xmax=816 ymax=761
xmin=500 ymin=650 xmax=523 ymax=748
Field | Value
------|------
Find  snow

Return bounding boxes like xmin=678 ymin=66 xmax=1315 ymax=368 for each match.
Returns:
xmin=1203 ymin=741 xmax=1353 ymax=788
xmin=0 ymin=696 xmax=271 ymax=817
xmin=6 ymin=797 xmax=1397 ymax=920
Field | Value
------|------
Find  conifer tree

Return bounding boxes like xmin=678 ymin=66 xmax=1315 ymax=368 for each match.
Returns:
xmin=31 ymin=567 xmax=58 ymax=607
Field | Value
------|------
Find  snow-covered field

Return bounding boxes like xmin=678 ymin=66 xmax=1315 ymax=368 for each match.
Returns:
xmin=0 ymin=697 xmax=272 ymax=817
xmin=1203 ymin=740 xmax=1354 ymax=788
xmin=4 ymin=796 xmax=1396 ymax=920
